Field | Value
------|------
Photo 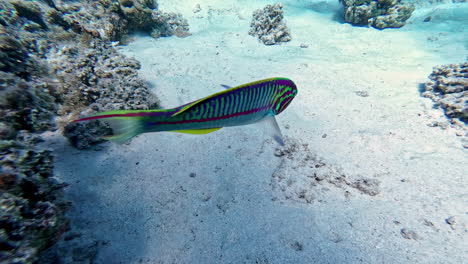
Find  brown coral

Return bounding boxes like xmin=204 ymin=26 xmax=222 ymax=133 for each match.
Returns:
xmin=339 ymin=0 xmax=415 ymax=29
xmin=423 ymin=62 xmax=468 ymax=123
xmin=249 ymin=3 xmax=292 ymax=45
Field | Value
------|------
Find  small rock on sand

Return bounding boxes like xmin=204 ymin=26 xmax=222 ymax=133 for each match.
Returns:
xmin=400 ymin=228 xmax=420 ymax=240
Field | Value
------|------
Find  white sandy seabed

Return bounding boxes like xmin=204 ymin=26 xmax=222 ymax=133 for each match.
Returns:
xmin=43 ymin=0 xmax=467 ymax=263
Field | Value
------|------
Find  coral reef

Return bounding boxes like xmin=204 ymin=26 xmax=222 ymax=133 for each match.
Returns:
xmin=0 ymin=0 xmax=189 ymax=42
xmin=97 ymin=0 xmax=190 ymax=39
xmin=49 ymin=40 xmax=157 ymax=114
xmin=422 ymin=62 xmax=468 ymax=123
xmin=249 ymin=3 xmax=292 ymax=45
xmin=0 ymin=71 xmax=57 ymax=136
xmin=151 ymin=10 xmax=191 ymax=38
xmin=63 ymin=121 xmax=112 ymax=150
xmin=0 ymin=34 xmax=32 ymax=78
xmin=409 ymin=0 xmax=467 ymax=6
xmin=47 ymin=39 xmax=158 ymax=149
xmin=1 ymin=0 xmax=164 ymax=149
xmin=116 ymin=0 xmax=157 ymax=32
xmin=0 ymin=32 xmax=58 ymax=140
xmin=0 ymin=136 xmax=70 ymax=264
xmin=57 ymin=1 xmax=128 ymax=41
xmin=339 ymin=0 xmax=415 ymax=29
xmin=0 ymin=0 xmax=176 ymax=261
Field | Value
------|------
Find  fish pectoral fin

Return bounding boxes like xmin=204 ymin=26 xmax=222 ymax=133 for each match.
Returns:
xmin=258 ymin=115 xmax=285 ymax=146
xmin=169 ymin=127 xmax=222 ymax=135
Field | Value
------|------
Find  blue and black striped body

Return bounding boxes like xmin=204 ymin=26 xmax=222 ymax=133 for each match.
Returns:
xmin=143 ymin=78 xmax=297 ymax=132
xmin=73 ymin=78 xmax=297 ymax=143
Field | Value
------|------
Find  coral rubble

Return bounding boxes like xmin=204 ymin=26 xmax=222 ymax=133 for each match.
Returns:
xmin=339 ymin=0 xmax=415 ymax=29
xmin=249 ymin=3 xmax=292 ymax=45
xmin=422 ymin=62 xmax=468 ymax=123
xmin=271 ymin=138 xmax=381 ymax=204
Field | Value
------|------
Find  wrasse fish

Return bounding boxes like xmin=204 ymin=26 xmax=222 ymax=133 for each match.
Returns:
xmin=73 ymin=77 xmax=297 ymax=145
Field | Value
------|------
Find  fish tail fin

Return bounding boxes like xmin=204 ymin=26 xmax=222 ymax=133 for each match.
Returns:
xmin=100 ymin=117 xmax=143 ymax=144
xmin=73 ymin=111 xmax=147 ymax=144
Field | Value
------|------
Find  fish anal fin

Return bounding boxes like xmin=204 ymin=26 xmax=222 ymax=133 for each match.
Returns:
xmin=257 ymin=115 xmax=284 ymax=146
xmin=169 ymin=127 xmax=222 ymax=135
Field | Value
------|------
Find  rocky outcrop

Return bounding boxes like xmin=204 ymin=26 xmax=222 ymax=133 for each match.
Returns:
xmin=249 ymin=3 xmax=292 ymax=45
xmin=339 ymin=0 xmax=415 ymax=29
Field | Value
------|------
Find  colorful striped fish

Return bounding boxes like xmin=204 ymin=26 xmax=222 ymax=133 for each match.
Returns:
xmin=73 ymin=77 xmax=297 ymax=145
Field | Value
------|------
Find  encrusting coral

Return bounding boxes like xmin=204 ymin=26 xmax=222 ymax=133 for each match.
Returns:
xmin=339 ymin=0 xmax=415 ymax=29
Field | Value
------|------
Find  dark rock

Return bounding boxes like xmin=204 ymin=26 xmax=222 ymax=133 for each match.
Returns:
xmin=351 ymin=178 xmax=381 ymax=196
xmin=445 ymin=216 xmax=456 ymax=226
xmin=400 ymin=228 xmax=420 ymax=240
xmin=291 ymin=241 xmax=303 ymax=251
xmin=11 ymin=0 xmax=49 ymax=30
xmin=0 ymin=35 xmax=30 ymax=77
xmin=354 ymin=90 xmax=369 ymax=97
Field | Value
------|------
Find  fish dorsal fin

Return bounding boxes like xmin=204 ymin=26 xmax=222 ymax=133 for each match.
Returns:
xmin=171 ymin=77 xmax=282 ymax=117
xmin=169 ymin=127 xmax=222 ymax=134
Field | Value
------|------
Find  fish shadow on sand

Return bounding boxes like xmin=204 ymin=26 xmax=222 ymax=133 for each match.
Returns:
xmin=46 ymin=132 xmax=377 ymax=263
xmin=46 ymin=139 xmax=151 ymax=263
